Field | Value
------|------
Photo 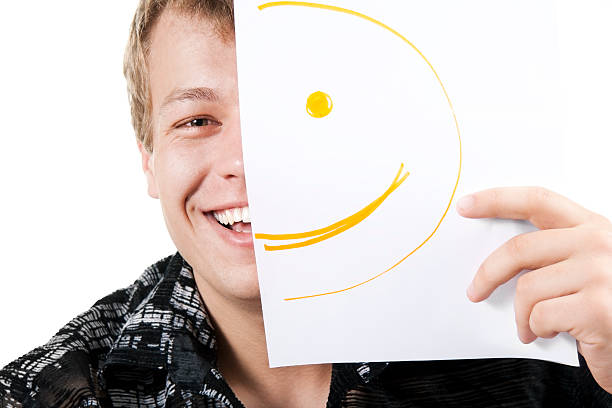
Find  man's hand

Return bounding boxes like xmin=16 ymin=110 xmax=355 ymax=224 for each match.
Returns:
xmin=457 ymin=187 xmax=612 ymax=393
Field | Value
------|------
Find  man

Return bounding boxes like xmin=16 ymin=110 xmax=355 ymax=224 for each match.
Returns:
xmin=1 ymin=1 xmax=612 ymax=407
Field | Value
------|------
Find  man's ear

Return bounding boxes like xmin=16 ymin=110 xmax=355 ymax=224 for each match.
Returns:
xmin=137 ymin=141 xmax=159 ymax=199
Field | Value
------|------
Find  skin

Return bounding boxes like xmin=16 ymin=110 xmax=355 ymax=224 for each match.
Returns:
xmin=137 ymin=7 xmax=612 ymax=405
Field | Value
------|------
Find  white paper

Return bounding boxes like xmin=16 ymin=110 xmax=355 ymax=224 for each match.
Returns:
xmin=235 ymin=0 xmax=578 ymax=367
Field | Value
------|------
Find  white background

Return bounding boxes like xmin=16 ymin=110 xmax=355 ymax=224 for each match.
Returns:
xmin=0 ymin=1 xmax=176 ymax=368
xmin=0 ymin=1 xmax=611 ymax=368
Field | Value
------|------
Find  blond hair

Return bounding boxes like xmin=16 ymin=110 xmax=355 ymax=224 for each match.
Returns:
xmin=124 ymin=0 xmax=234 ymax=153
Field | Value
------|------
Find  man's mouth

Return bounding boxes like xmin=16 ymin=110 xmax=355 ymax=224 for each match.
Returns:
xmin=212 ymin=206 xmax=252 ymax=233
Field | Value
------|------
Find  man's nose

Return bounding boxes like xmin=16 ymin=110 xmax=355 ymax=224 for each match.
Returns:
xmin=215 ymin=120 xmax=245 ymax=181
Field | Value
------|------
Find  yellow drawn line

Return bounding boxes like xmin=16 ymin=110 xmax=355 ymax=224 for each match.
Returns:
xmin=257 ymin=1 xmax=463 ymax=301
xmin=255 ymin=164 xmax=409 ymax=250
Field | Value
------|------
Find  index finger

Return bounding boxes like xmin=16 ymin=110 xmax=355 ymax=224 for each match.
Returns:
xmin=456 ymin=186 xmax=594 ymax=230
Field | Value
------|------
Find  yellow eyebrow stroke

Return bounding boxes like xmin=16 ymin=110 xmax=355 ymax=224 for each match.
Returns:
xmin=254 ymin=164 xmax=410 ymax=251
xmin=256 ymin=1 xmax=463 ymax=301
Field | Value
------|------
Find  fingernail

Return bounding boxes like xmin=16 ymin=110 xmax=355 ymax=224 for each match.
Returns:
xmin=457 ymin=195 xmax=475 ymax=214
xmin=466 ymin=281 xmax=476 ymax=301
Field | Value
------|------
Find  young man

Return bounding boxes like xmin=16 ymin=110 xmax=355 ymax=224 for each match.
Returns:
xmin=1 ymin=1 xmax=612 ymax=407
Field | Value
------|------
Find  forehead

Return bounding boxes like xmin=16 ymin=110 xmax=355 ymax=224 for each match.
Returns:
xmin=147 ymin=9 xmax=237 ymax=111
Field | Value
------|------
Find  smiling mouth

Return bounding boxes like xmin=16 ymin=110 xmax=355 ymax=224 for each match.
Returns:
xmin=211 ymin=206 xmax=252 ymax=233
xmin=254 ymin=163 xmax=410 ymax=251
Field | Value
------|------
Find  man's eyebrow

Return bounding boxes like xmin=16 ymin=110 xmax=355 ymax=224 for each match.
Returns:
xmin=159 ymin=87 xmax=220 ymax=114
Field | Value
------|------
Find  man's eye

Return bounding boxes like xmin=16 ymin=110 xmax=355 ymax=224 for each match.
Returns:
xmin=177 ymin=117 xmax=220 ymax=129
xmin=185 ymin=118 xmax=212 ymax=127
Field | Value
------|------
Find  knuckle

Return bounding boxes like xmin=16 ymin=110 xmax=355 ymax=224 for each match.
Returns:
xmin=507 ymin=235 xmax=526 ymax=258
xmin=584 ymin=255 xmax=612 ymax=284
xmin=478 ymin=262 xmax=496 ymax=287
xmin=528 ymin=187 xmax=552 ymax=208
xmin=489 ymin=188 xmax=502 ymax=208
xmin=529 ymin=302 xmax=546 ymax=330
xmin=597 ymin=230 xmax=612 ymax=254
xmin=515 ymin=273 xmax=532 ymax=297
xmin=591 ymin=289 xmax=612 ymax=323
xmin=536 ymin=186 xmax=553 ymax=201
xmin=589 ymin=261 xmax=609 ymax=284
xmin=583 ymin=228 xmax=612 ymax=255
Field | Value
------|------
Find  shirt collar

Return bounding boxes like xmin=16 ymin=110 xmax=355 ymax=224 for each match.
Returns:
xmin=101 ymin=252 xmax=388 ymax=398
xmin=101 ymin=252 xmax=217 ymax=388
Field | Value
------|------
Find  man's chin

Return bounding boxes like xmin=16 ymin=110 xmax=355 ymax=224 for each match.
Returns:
xmin=223 ymin=267 xmax=261 ymax=303
xmin=193 ymin=263 xmax=261 ymax=305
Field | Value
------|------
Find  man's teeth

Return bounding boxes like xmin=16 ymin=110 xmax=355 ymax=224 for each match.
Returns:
xmin=213 ymin=206 xmax=250 ymax=226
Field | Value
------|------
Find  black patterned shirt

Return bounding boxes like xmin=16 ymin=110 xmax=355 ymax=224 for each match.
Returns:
xmin=1 ymin=253 xmax=611 ymax=407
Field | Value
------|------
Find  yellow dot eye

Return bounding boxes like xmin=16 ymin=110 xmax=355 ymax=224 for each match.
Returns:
xmin=306 ymin=91 xmax=333 ymax=118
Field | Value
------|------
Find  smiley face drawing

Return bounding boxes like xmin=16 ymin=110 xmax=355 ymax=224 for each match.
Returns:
xmin=236 ymin=2 xmax=462 ymax=301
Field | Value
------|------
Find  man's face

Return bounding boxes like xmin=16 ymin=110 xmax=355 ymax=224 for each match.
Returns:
xmin=140 ymin=10 xmax=258 ymax=301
